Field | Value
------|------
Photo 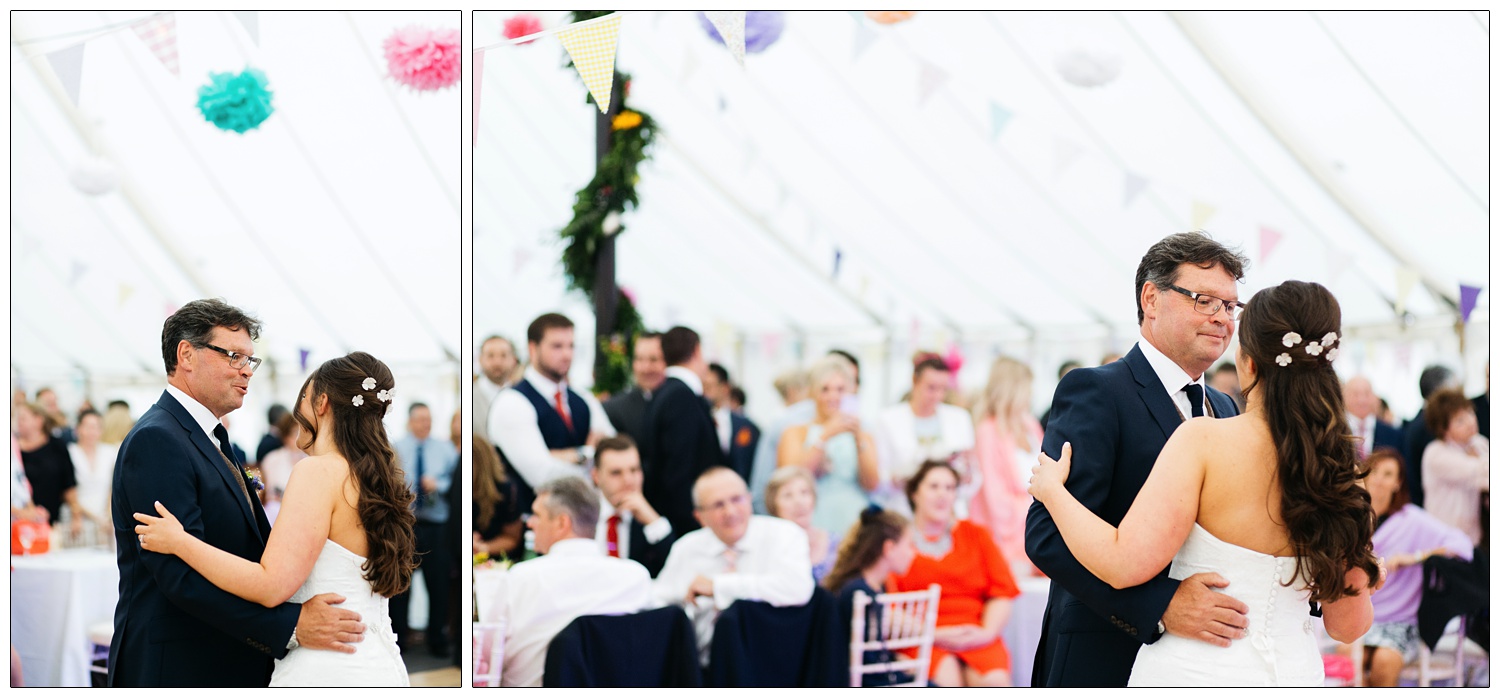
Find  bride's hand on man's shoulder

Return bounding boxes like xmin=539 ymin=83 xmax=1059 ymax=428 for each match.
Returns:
xmin=1027 ymin=442 xmax=1074 ymax=502
xmin=133 ymin=501 xmax=186 ymax=555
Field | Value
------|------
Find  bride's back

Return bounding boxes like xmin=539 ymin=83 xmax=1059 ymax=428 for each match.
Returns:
xmin=300 ymin=453 xmax=371 ymax=558
xmin=1192 ymin=413 xmax=1294 ymax=558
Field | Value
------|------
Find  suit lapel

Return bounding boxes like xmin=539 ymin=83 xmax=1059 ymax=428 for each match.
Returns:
xmin=1124 ymin=346 xmax=1182 ymax=442
xmin=157 ymin=392 xmax=265 ymax=543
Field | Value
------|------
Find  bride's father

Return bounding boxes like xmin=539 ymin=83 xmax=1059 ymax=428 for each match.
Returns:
xmin=1026 ymin=233 xmax=1252 ymax=686
xmin=109 ymin=299 xmax=366 ymax=686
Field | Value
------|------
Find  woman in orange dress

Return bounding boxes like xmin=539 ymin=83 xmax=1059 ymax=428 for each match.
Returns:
xmin=890 ymin=460 xmax=1019 ymax=686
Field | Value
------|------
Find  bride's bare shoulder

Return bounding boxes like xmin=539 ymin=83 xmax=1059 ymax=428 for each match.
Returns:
xmin=289 ymin=454 xmax=351 ymax=480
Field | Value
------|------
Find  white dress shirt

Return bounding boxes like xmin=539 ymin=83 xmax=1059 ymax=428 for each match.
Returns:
xmin=595 ymin=495 xmax=674 ymax=559
xmin=714 ymin=405 xmax=733 ymax=455
xmin=496 ymin=538 xmax=652 ymax=687
xmin=1347 ymin=413 xmax=1376 ymax=457
xmin=165 ymin=383 xmax=223 ymax=442
xmin=652 ymin=515 xmax=813 ymax=663
xmin=1136 ymin=334 xmax=1208 ymax=419
xmin=488 ymin=367 xmax=616 ymax=491
xmin=473 ymin=376 xmax=507 ymax=442
xmin=665 ymin=365 xmax=704 ymax=395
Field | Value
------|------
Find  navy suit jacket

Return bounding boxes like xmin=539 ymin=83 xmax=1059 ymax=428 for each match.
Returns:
xmin=725 ymin=412 xmax=761 ymax=485
xmin=108 ymin=391 xmax=300 ymax=687
xmin=626 ymin=517 xmax=676 ymax=579
xmin=1025 ymin=345 xmax=1239 ymax=687
xmin=640 ymin=377 xmax=722 ymax=536
xmin=1372 ymin=420 xmax=1403 ymax=453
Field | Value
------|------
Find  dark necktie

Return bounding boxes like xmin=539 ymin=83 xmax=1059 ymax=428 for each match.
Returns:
xmin=1184 ymin=383 xmax=1205 ymax=419
xmin=413 ymin=441 xmax=426 ymax=511
xmin=213 ymin=424 xmax=254 ymax=508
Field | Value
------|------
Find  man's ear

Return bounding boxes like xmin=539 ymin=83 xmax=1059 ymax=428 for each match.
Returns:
xmin=1141 ymin=282 xmax=1160 ymax=321
xmin=176 ymin=340 xmax=196 ymax=373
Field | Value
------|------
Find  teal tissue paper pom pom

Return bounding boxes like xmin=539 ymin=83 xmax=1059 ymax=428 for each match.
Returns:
xmin=196 ymin=68 xmax=275 ymax=134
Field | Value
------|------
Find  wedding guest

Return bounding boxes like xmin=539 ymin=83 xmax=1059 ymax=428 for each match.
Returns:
xmin=765 ymin=465 xmax=839 ymax=583
xmin=890 ymin=461 xmax=1019 ymax=687
xmin=472 ymin=434 xmax=523 ymax=561
xmin=490 ymin=313 xmax=616 ymax=517
xmin=101 ymin=400 xmax=134 ymax=445
xmin=653 ymin=467 xmax=814 ymax=665
xmin=253 ymin=404 xmax=289 ymax=465
xmin=967 ymin=356 xmax=1044 ymax=577
xmin=474 ymin=335 xmax=520 ymax=441
xmin=779 ymin=355 xmax=878 ymax=534
xmin=1038 ymin=360 xmax=1082 ymax=430
xmin=772 ymin=368 xmax=810 ymax=407
xmin=603 ymin=332 xmax=665 ymax=446
xmin=823 ymin=506 xmax=918 ymax=686
xmin=639 ymin=326 xmax=721 ymax=535
xmin=1403 ymin=365 xmax=1461 ymax=506
xmin=729 ymin=386 xmax=747 ymax=413
xmin=66 ymin=408 xmax=116 ymax=535
xmin=1352 ymin=449 xmax=1473 ymax=687
xmin=256 ymin=412 xmax=305 ymax=523
xmin=391 ymin=402 xmax=458 ymax=657
xmin=1344 ymin=375 xmax=1401 ymax=459
xmin=498 ymin=476 xmax=652 ymax=687
xmin=1473 ymin=362 xmax=1489 ymax=439
xmin=591 ymin=435 xmax=675 ymax=578
xmin=1378 ymin=397 xmax=1399 ymax=428
xmin=751 ymin=367 xmax=816 ymax=514
xmin=1210 ymin=362 xmax=1244 ymax=411
xmin=16 ymin=402 xmax=86 ymax=530
xmin=705 ymin=362 xmax=759 ymax=483
xmin=875 ymin=357 xmax=975 ymax=516
xmin=1421 ymin=387 xmax=1489 ymax=547
xmin=35 ymin=387 xmax=74 ymax=445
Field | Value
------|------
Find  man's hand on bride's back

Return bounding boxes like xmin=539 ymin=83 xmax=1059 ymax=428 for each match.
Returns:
xmin=1162 ymin=572 xmax=1249 ymax=648
xmin=296 ymin=593 xmax=366 ymax=654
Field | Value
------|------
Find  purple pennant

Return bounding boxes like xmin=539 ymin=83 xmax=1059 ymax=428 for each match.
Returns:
xmin=1459 ymin=284 xmax=1482 ymax=323
xmin=833 ymin=249 xmax=843 ymax=279
xmin=299 ymin=348 xmax=310 ymax=372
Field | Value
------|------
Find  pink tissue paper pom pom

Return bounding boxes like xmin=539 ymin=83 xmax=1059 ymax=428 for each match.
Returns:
xmin=385 ymin=25 xmax=460 ymax=92
xmin=503 ymin=13 xmax=544 ymax=44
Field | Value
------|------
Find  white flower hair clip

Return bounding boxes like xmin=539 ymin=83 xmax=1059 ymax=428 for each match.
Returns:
xmin=1325 ymin=347 xmax=1340 ymax=362
xmin=362 ymin=377 xmax=377 ymax=391
xmin=1305 ymin=342 xmax=1324 ymax=357
xmin=352 ymin=394 xmax=365 ymax=407
xmin=376 ymin=389 xmax=392 ymax=403
xmin=1276 ymin=353 xmax=1293 ymax=367
xmin=1322 ymin=331 xmax=1339 ymax=346
xmin=1282 ymin=332 xmax=1301 ymax=347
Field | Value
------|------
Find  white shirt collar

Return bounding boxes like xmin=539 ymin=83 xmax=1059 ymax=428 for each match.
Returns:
xmin=596 ymin=496 xmax=632 ymax=523
xmin=524 ymin=366 xmax=567 ymax=397
xmin=165 ymin=383 xmax=223 ymax=441
xmin=544 ymin=537 xmax=602 ymax=558
xmin=1136 ymin=332 xmax=1203 ymax=400
xmin=665 ymin=366 xmax=703 ymax=395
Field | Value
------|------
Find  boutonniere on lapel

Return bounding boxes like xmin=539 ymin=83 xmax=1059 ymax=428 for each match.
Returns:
xmin=243 ymin=466 xmax=265 ymax=493
xmin=735 ymin=427 xmax=752 ymax=448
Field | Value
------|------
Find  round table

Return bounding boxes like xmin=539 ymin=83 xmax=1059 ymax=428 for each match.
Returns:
xmin=11 ymin=548 xmax=120 ymax=687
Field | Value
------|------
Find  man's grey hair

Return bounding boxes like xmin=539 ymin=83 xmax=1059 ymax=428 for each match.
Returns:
xmin=691 ymin=466 xmax=745 ymax=509
xmin=536 ymin=476 xmax=600 ymax=538
xmin=160 ymin=299 xmax=262 ymax=376
xmin=1134 ymin=231 xmax=1250 ymax=325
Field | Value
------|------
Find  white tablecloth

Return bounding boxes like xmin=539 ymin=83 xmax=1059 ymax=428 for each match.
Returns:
xmin=473 ymin=565 xmax=508 ymax=622
xmin=1002 ymin=576 xmax=1050 ymax=688
xmin=11 ymin=548 xmax=119 ymax=687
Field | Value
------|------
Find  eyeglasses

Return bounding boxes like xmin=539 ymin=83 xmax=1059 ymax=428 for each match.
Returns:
xmin=202 ymin=344 xmax=263 ymax=373
xmin=696 ymin=492 xmax=749 ymax=514
xmin=1163 ymin=283 xmax=1244 ymax=320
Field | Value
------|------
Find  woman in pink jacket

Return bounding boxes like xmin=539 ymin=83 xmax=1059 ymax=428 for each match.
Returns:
xmin=966 ymin=356 xmax=1043 ymax=578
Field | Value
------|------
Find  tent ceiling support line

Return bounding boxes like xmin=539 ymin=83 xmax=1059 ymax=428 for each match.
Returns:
xmin=1167 ymin=11 xmax=1458 ymax=313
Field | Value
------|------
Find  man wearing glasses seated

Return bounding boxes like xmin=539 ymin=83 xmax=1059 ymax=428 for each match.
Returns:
xmin=653 ymin=467 xmax=814 ymax=665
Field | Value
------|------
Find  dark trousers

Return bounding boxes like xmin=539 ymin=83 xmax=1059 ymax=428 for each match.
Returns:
xmin=391 ymin=520 xmax=451 ymax=652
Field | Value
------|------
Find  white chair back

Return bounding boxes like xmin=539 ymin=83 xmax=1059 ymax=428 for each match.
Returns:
xmin=473 ymin=620 xmax=507 ymax=687
xmin=849 ymin=583 xmax=940 ymax=687
xmin=1401 ymin=617 xmax=1481 ymax=687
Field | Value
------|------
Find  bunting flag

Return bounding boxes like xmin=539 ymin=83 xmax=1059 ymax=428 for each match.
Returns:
xmin=1459 ymin=284 xmax=1482 ymax=323
xmin=761 ymin=332 xmax=783 ymax=360
xmin=556 ymin=14 xmax=622 ymax=114
xmin=833 ymin=248 xmax=844 ymax=279
xmin=68 ymin=260 xmax=87 ymax=287
xmin=1393 ymin=267 xmax=1420 ymax=316
xmin=917 ymin=59 xmax=947 ymax=106
xmin=989 ymin=102 xmax=1012 ymax=141
xmin=1123 ymin=171 xmax=1149 ymax=207
xmin=117 ymin=282 xmax=134 ymax=307
xmin=1258 ymin=225 xmax=1283 ymax=264
xmin=1191 ymin=200 xmax=1215 ymax=229
xmin=1393 ymin=342 xmax=1412 ymax=372
xmin=703 ymin=11 xmax=747 ymax=67
xmin=1053 ymin=137 xmax=1082 ymax=177
xmin=852 ymin=19 xmax=878 ymax=59
xmin=298 ymin=348 xmax=311 ymax=372
xmin=45 ymin=43 xmax=86 ymax=108
xmin=472 ymin=50 xmax=484 ymax=146
xmin=232 ymin=11 xmax=260 ymax=45
xmin=713 ymin=321 xmax=735 ymax=356
xmin=131 ymin=14 xmax=180 ymax=76
xmin=1326 ymin=247 xmax=1354 ymax=282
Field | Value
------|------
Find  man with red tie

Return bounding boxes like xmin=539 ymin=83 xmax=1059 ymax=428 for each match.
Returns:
xmin=489 ymin=313 xmax=616 ymax=517
xmin=591 ymin=435 xmax=675 ymax=577
xmin=1344 ymin=375 xmax=1401 ymax=459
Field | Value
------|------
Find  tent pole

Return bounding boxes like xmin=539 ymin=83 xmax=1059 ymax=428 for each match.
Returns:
xmin=593 ymin=71 xmax=624 ymax=382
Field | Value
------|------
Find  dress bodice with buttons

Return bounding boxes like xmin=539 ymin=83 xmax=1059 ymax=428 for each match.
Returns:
xmin=1128 ymin=524 xmax=1324 ymax=687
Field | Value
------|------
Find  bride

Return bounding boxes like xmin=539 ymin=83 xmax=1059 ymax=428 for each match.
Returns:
xmin=1028 ymin=281 xmax=1381 ymax=686
xmin=135 ymin=352 xmax=417 ymax=686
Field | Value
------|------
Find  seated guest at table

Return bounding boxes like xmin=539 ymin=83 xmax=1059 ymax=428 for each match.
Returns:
xmin=15 ymin=402 xmax=89 ymax=531
xmin=890 ymin=460 xmax=1019 ymax=687
xmin=499 ymin=476 xmax=652 ymax=687
xmin=823 ymin=506 xmax=917 ymax=686
xmin=472 ymin=435 xmax=523 ymax=562
xmin=11 ymin=441 xmax=47 ymax=525
xmin=778 ymin=356 xmax=878 ymax=535
xmin=1351 ymin=448 xmax=1474 ymax=687
xmin=653 ymin=467 xmax=814 ymax=665
xmin=591 ymin=435 xmax=675 ymax=578
xmin=67 ymin=408 xmax=117 ymax=535
xmin=1421 ymin=387 xmax=1490 ymax=547
xmin=765 ymin=465 xmax=839 ymax=583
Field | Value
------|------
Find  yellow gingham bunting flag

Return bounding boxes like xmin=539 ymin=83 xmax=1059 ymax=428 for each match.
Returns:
xmin=556 ymin=15 xmax=622 ymax=114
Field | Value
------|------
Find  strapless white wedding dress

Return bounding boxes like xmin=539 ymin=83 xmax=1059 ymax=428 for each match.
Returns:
xmin=269 ymin=540 xmax=410 ymax=687
xmin=1128 ymin=524 xmax=1324 ymax=687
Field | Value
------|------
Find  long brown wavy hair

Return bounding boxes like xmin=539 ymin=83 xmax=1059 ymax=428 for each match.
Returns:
xmin=822 ymin=507 xmax=910 ymax=594
xmin=1238 ymin=281 xmax=1378 ymax=603
xmin=293 ymin=352 xmax=417 ymax=598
